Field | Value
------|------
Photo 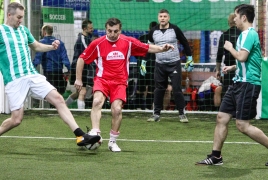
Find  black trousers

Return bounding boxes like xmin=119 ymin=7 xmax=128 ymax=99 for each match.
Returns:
xmin=44 ymin=71 xmax=67 ymax=95
xmin=153 ymin=61 xmax=185 ymax=115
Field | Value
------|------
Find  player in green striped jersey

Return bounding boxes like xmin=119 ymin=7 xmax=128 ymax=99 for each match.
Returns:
xmin=196 ymin=4 xmax=268 ymax=166
xmin=0 ymin=2 xmax=100 ymax=147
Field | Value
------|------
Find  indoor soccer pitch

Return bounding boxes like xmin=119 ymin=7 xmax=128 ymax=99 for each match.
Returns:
xmin=0 ymin=110 xmax=268 ymax=180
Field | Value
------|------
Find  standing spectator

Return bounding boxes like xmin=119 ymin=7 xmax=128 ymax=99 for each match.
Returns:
xmin=196 ymin=4 xmax=267 ymax=166
xmin=65 ymin=20 xmax=98 ymax=109
xmin=209 ymin=30 xmax=222 ymax=63
xmin=0 ymin=2 xmax=100 ymax=146
xmin=136 ymin=21 xmax=157 ymax=110
xmin=216 ymin=13 xmax=241 ymax=95
xmin=147 ymin=9 xmax=193 ymax=123
xmin=75 ymin=18 xmax=174 ymax=152
xmin=33 ymin=25 xmax=70 ymax=95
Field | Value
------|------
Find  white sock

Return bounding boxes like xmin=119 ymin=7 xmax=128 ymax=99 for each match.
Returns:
xmin=65 ymin=96 xmax=74 ymax=106
xmin=90 ymin=128 xmax=101 ymax=135
xmin=77 ymin=99 xmax=85 ymax=109
xmin=109 ymin=130 xmax=120 ymax=143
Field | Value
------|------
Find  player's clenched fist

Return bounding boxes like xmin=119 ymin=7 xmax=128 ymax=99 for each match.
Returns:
xmin=74 ymin=79 xmax=83 ymax=92
xmin=52 ymin=40 xmax=60 ymax=50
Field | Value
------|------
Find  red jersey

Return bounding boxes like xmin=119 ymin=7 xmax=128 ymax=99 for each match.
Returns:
xmin=79 ymin=34 xmax=149 ymax=83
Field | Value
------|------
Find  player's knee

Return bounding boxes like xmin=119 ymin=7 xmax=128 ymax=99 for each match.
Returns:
xmin=216 ymin=112 xmax=230 ymax=124
xmin=111 ymin=105 xmax=122 ymax=116
xmin=10 ymin=109 xmax=24 ymax=127
xmin=12 ymin=117 xmax=23 ymax=127
xmin=92 ymin=98 xmax=103 ymax=108
xmin=51 ymin=93 xmax=65 ymax=106
xmin=235 ymin=120 xmax=249 ymax=133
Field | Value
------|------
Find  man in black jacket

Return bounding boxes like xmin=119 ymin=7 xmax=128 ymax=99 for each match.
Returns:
xmin=66 ymin=20 xmax=98 ymax=109
xmin=216 ymin=13 xmax=241 ymax=95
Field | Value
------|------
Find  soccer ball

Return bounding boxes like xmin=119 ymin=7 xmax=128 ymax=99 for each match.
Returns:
xmin=85 ymin=137 xmax=103 ymax=150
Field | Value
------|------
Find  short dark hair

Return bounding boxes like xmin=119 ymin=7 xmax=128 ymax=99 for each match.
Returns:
xmin=105 ymin=18 xmax=122 ymax=29
xmin=42 ymin=25 xmax=53 ymax=35
xmin=158 ymin=9 xmax=169 ymax=14
xmin=234 ymin=4 xmax=255 ymax=23
xmin=149 ymin=21 xmax=157 ymax=30
xmin=82 ymin=20 xmax=92 ymax=30
xmin=8 ymin=2 xmax=24 ymax=15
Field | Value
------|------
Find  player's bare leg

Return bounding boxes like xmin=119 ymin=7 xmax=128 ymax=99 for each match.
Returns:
xmin=0 ymin=108 xmax=24 ymax=135
xmin=111 ymin=99 xmax=123 ymax=132
xmin=214 ymin=86 xmax=222 ymax=107
xmin=46 ymin=90 xmax=80 ymax=131
xmin=195 ymin=112 xmax=230 ymax=165
xmin=108 ymin=99 xmax=123 ymax=152
xmin=77 ymin=87 xmax=87 ymax=109
xmin=46 ymin=89 xmax=100 ymax=146
xmin=90 ymin=91 xmax=106 ymax=130
xmin=212 ymin=112 xmax=231 ymax=151
xmin=236 ymin=119 xmax=268 ymax=148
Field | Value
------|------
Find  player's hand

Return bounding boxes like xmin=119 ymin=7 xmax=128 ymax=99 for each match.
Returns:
xmin=184 ymin=56 xmax=194 ymax=72
xmin=140 ymin=60 xmax=147 ymax=76
xmin=215 ymin=70 xmax=221 ymax=80
xmin=222 ymin=65 xmax=236 ymax=74
xmin=74 ymin=79 xmax=83 ymax=92
xmin=223 ymin=40 xmax=233 ymax=51
xmin=52 ymin=40 xmax=60 ymax=50
xmin=162 ymin=44 xmax=174 ymax=51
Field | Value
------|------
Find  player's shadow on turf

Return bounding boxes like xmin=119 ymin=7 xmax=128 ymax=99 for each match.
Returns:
xmin=200 ymin=166 xmax=251 ymax=178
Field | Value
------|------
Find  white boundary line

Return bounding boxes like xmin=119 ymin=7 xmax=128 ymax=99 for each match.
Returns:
xmin=0 ymin=135 xmax=258 ymax=145
xmin=30 ymin=108 xmax=218 ymax=114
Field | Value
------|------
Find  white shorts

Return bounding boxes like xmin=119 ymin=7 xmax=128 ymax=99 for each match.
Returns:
xmin=5 ymin=74 xmax=55 ymax=111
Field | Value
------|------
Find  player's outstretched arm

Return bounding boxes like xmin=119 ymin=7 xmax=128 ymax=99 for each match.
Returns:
xmin=29 ymin=40 xmax=60 ymax=52
xmin=148 ymin=44 xmax=174 ymax=53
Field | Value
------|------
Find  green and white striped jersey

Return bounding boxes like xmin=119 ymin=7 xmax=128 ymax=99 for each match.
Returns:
xmin=0 ymin=24 xmax=38 ymax=85
xmin=233 ymin=27 xmax=262 ymax=85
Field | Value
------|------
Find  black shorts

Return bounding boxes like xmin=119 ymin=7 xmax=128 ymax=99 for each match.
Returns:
xmin=69 ymin=64 xmax=94 ymax=87
xmin=137 ymin=72 xmax=154 ymax=92
xmin=219 ymin=82 xmax=261 ymax=120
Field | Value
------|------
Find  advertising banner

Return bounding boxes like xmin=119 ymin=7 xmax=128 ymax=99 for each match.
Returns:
xmin=43 ymin=0 xmax=90 ymax=11
xmin=90 ymin=0 xmax=250 ymax=31
xmin=42 ymin=7 xmax=75 ymax=63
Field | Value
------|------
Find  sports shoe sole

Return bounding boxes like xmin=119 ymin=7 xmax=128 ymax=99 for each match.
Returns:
xmin=108 ymin=146 xmax=121 ymax=152
xmin=77 ymin=135 xmax=100 ymax=146
xmin=195 ymin=156 xmax=223 ymax=166
xmin=195 ymin=162 xmax=223 ymax=166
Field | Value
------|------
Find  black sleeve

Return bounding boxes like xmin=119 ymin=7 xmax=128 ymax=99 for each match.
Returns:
xmin=216 ymin=34 xmax=224 ymax=63
xmin=174 ymin=25 xmax=192 ymax=56
xmin=138 ymin=34 xmax=146 ymax=43
xmin=71 ymin=38 xmax=83 ymax=66
xmin=148 ymin=28 xmax=154 ymax=43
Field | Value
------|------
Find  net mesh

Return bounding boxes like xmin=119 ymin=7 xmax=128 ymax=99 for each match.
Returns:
xmin=3 ymin=0 xmax=266 ymax=114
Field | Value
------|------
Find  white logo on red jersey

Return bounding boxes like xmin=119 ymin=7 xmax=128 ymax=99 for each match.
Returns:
xmin=107 ymin=51 xmax=125 ymax=60
xmin=112 ymin=44 xmax=116 ymax=47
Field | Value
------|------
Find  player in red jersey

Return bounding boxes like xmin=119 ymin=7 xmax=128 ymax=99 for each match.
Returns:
xmin=75 ymin=18 xmax=174 ymax=152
